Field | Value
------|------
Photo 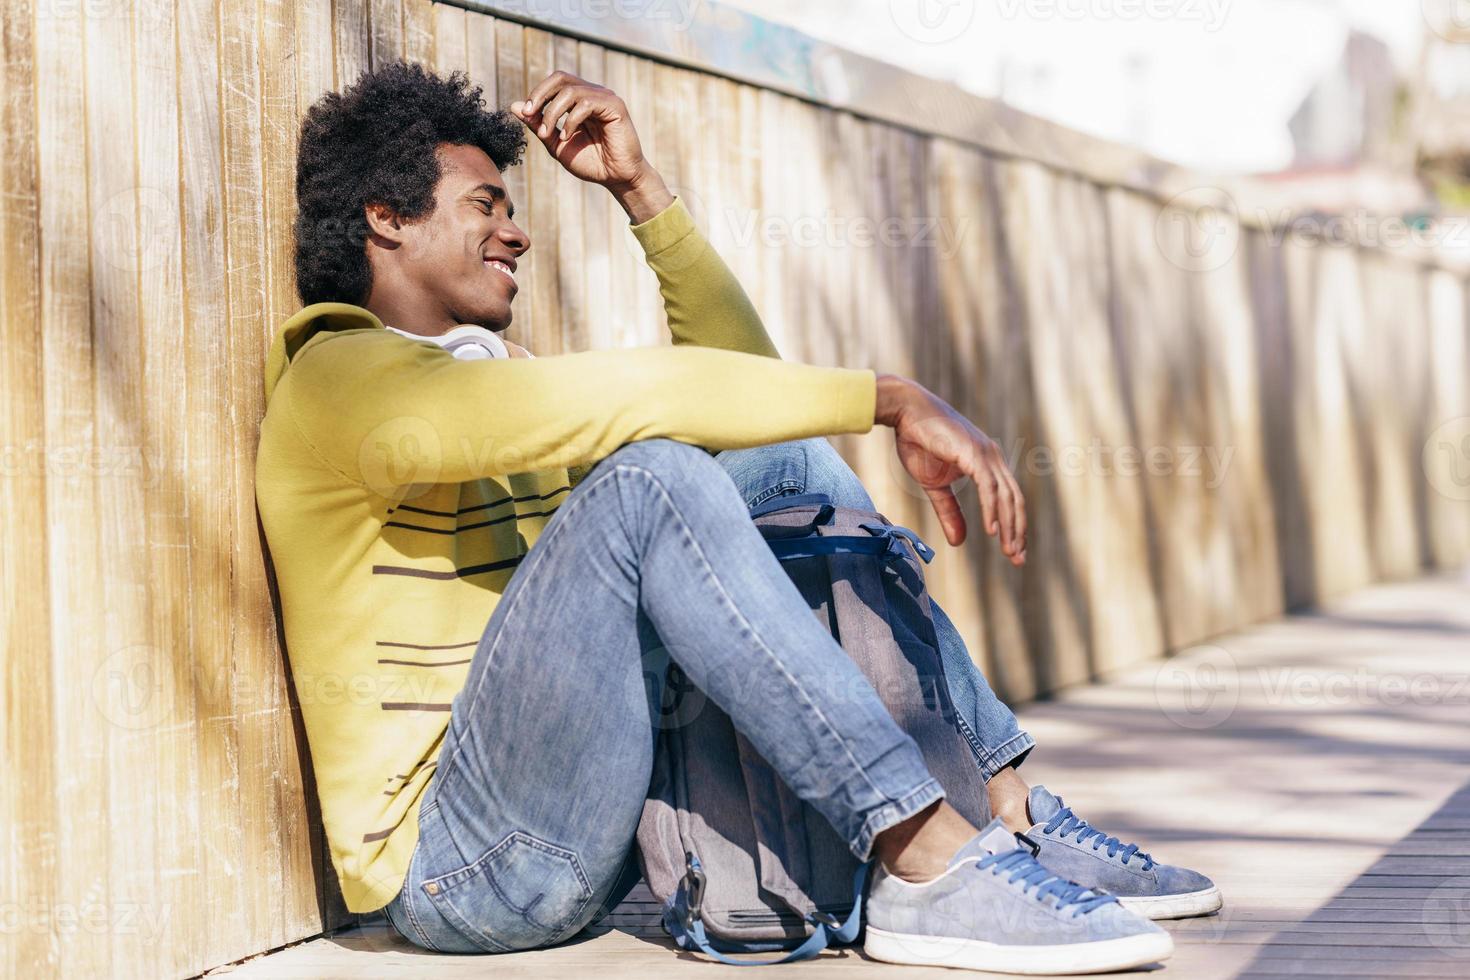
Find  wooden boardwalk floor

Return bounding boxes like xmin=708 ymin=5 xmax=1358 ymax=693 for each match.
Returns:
xmin=218 ymin=571 xmax=1470 ymax=979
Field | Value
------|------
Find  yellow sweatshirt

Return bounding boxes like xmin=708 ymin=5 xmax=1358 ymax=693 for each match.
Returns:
xmin=256 ymin=198 xmax=877 ymax=913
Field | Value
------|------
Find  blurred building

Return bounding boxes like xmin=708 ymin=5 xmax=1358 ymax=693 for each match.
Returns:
xmin=1415 ymin=11 xmax=1470 ymax=206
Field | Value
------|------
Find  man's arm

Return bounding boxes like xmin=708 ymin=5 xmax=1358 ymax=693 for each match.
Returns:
xmin=512 ymin=72 xmax=1029 ymax=565
xmin=512 ymin=73 xmax=780 ymax=360
xmin=283 ymin=329 xmax=874 ymax=489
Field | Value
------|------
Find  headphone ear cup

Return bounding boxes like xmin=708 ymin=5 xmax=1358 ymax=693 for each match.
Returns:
xmin=439 ymin=324 xmax=510 ymax=360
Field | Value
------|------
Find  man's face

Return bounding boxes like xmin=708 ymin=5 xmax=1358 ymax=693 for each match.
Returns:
xmin=392 ymin=143 xmax=530 ymax=332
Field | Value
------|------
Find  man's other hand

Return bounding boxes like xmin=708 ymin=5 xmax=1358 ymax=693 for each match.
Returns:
xmin=875 ymin=373 xmax=1028 ymax=566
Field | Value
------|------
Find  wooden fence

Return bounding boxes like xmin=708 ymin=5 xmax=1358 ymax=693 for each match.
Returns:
xmin=3 ymin=0 xmax=1469 ymax=976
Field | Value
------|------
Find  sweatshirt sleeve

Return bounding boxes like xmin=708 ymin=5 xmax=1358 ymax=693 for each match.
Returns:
xmin=282 ymin=329 xmax=875 ymax=489
xmin=630 ymin=197 xmax=782 ymax=360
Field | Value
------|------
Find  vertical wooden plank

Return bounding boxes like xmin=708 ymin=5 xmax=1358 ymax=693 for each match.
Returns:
xmin=296 ymin=0 xmax=335 ymax=112
xmin=177 ymin=0 xmax=249 ymax=962
xmin=925 ymin=139 xmax=998 ymax=686
xmin=221 ymin=0 xmax=281 ymax=953
xmin=553 ymin=34 xmax=586 ymax=354
xmin=402 ymin=0 xmax=434 ymax=66
xmin=493 ymin=17 xmax=532 ymax=351
xmin=37 ymin=8 xmax=111 ymax=977
xmin=522 ymin=28 xmax=561 ymax=354
xmin=0 ymin=0 xmax=57 ymax=975
xmin=334 ymin=0 xmax=370 ymax=87
xmin=577 ymin=41 xmax=610 ymax=352
xmin=727 ymin=80 xmax=764 ymax=318
xmin=369 ymin=0 xmax=403 ymax=69
xmin=81 ymin=0 xmax=156 ymax=974
xmin=434 ymin=3 xmax=469 ymax=77
xmin=131 ymin=0 xmax=202 ymax=972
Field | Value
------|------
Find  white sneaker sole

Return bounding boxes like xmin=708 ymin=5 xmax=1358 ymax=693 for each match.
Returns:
xmin=1118 ymin=885 xmax=1222 ymax=920
xmin=864 ymin=926 xmax=1174 ymax=975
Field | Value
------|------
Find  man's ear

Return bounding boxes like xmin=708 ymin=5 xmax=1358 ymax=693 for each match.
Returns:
xmin=364 ymin=203 xmax=405 ymax=247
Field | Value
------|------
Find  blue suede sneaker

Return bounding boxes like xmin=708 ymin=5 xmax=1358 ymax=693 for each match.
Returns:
xmin=865 ymin=818 xmax=1173 ymax=975
xmin=1026 ymin=785 xmax=1223 ymax=920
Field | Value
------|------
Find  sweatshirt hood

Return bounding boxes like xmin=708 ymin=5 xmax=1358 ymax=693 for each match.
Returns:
xmin=265 ymin=302 xmax=384 ymax=403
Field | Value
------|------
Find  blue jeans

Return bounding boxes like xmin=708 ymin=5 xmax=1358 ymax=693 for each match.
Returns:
xmin=384 ymin=438 xmax=945 ymax=954
xmin=385 ymin=437 xmax=1040 ymax=957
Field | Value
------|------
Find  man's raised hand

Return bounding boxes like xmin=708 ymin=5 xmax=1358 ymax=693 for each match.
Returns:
xmin=511 ymin=72 xmax=673 ymax=222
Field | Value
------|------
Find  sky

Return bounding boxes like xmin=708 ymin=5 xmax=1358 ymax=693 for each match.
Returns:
xmin=718 ymin=0 xmax=1435 ymax=174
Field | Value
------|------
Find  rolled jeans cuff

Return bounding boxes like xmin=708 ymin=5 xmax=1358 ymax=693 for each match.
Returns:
xmin=975 ymin=730 xmax=1036 ymax=781
xmin=850 ymin=778 xmax=946 ymax=862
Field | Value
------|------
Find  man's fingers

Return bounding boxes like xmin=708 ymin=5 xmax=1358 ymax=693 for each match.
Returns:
xmin=974 ymin=467 xmax=999 ymax=543
xmin=1004 ymin=468 xmax=1028 ymax=560
xmin=537 ymin=88 xmax=582 ymax=139
xmin=557 ymin=102 xmax=599 ymax=147
xmin=924 ymin=485 xmax=967 ymax=547
xmin=993 ymin=474 xmax=1016 ymax=555
xmin=521 ymin=71 xmax=575 ymax=118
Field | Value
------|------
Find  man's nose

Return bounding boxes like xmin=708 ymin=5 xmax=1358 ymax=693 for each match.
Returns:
xmin=500 ymin=221 xmax=530 ymax=256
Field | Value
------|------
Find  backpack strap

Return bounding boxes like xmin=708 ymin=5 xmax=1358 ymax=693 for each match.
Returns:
xmin=663 ymin=853 xmax=869 ymax=966
xmin=765 ymin=524 xmax=935 ymax=564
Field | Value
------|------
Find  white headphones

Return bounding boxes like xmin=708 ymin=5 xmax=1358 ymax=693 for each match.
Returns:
xmin=385 ymin=323 xmax=526 ymax=360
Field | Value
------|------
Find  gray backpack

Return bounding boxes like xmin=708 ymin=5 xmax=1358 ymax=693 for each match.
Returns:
xmin=634 ymin=492 xmax=991 ymax=964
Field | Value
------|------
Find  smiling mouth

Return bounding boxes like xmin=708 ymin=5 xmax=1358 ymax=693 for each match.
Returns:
xmin=484 ymin=257 xmax=517 ymax=288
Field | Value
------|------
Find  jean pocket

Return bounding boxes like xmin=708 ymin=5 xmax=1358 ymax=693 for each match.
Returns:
xmin=422 ymin=832 xmax=593 ymax=953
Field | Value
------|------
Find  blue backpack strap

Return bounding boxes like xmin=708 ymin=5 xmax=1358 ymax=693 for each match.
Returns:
xmin=663 ymin=854 xmax=870 ymax=966
xmin=765 ymin=524 xmax=935 ymax=565
xmin=859 ymin=522 xmax=936 ymax=564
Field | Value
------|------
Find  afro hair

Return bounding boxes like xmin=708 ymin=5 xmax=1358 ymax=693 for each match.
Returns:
xmin=293 ymin=62 xmax=526 ymax=306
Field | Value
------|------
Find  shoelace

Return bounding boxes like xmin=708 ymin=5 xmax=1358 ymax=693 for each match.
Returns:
xmin=1042 ymin=807 xmax=1156 ymax=870
xmin=976 ymin=849 xmax=1119 ymax=918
